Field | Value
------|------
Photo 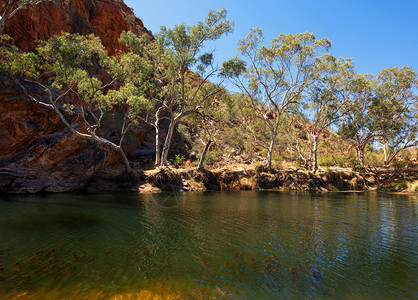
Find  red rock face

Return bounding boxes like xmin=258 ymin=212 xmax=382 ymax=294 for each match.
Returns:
xmin=3 ymin=0 xmax=152 ymax=54
xmin=0 ymin=0 xmax=150 ymax=193
xmin=0 ymin=74 xmax=138 ymax=193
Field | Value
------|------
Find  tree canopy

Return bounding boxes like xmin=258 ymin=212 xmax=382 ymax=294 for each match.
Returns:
xmin=0 ymin=6 xmax=416 ymax=173
xmin=222 ymin=29 xmax=331 ymax=169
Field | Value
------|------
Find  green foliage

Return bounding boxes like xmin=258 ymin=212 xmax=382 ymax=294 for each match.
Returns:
xmin=153 ymin=9 xmax=234 ymax=166
xmin=337 ymin=66 xmax=417 ymax=167
xmin=365 ymin=150 xmax=384 ymax=167
xmin=347 ymin=156 xmax=359 ymax=169
xmin=36 ymin=33 xmax=108 ymax=103
xmin=222 ymin=28 xmax=331 ymax=169
xmin=35 ymin=32 xmax=155 ymax=126
xmin=382 ymin=180 xmax=408 ymax=192
xmin=375 ymin=67 xmax=417 ymax=164
xmin=295 ymin=158 xmax=304 ymax=168
xmin=1 ymin=7 xmax=416 ymax=173
xmin=197 ymin=53 xmax=214 ymax=74
xmin=390 ymin=150 xmax=415 ymax=169
xmin=345 ymin=155 xmax=366 ymax=172
xmin=353 ymin=164 xmax=366 ymax=173
xmin=338 ymin=74 xmax=377 ymax=139
xmin=157 ymin=8 xmax=233 ymax=75
xmin=177 ymin=123 xmax=189 ymax=137
xmin=0 ymin=35 xmax=39 ymax=77
xmin=220 ymin=57 xmax=246 ymax=77
xmin=174 ymin=154 xmax=184 ymax=166
xmin=203 ymin=150 xmax=222 ymax=166
xmin=317 ymin=156 xmax=333 ymax=167
xmin=0 ymin=32 xmax=158 ymax=171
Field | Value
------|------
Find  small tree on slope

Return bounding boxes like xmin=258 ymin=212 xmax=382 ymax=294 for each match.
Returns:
xmin=0 ymin=33 xmax=153 ymax=173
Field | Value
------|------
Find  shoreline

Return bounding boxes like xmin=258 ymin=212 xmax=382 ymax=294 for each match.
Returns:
xmin=1 ymin=164 xmax=417 ymax=195
xmin=137 ymin=165 xmax=418 ymax=195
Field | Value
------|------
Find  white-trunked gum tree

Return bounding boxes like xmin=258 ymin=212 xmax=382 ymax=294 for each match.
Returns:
xmin=222 ymin=29 xmax=331 ymax=170
xmin=154 ymin=8 xmax=234 ymax=167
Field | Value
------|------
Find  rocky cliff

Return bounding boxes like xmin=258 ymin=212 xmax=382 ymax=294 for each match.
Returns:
xmin=3 ymin=0 xmax=152 ymax=54
xmin=0 ymin=0 xmax=149 ymax=193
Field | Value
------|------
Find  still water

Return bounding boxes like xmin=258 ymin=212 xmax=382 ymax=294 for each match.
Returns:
xmin=0 ymin=191 xmax=416 ymax=299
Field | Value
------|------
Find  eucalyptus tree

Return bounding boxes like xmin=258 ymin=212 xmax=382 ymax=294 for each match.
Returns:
xmin=117 ymin=29 xmax=165 ymax=166
xmin=180 ymin=88 xmax=232 ymax=169
xmin=154 ymin=8 xmax=234 ymax=166
xmin=292 ymin=55 xmax=354 ymax=172
xmin=222 ymin=29 xmax=331 ymax=170
xmin=180 ymin=108 xmax=216 ymax=169
xmin=0 ymin=33 xmax=153 ymax=173
xmin=375 ymin=66 xmax=417 ymax=166
xmin=338 ymin=74 xmax=378 ymax=168
xmin=0 ymin=0 xmax=51 ymax=35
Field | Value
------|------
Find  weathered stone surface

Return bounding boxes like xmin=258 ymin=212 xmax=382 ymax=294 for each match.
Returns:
xmin=0 ymin=71 xmax=135 ymax=194
xmin=0 ymin=1 xmax=151 ymax=193
xmin=3 ymin=0 xmax=152 ymax=54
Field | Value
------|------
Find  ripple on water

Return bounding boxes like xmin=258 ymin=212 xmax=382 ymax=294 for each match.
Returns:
xmin=0 ymin=191 xmax=416 ymax=299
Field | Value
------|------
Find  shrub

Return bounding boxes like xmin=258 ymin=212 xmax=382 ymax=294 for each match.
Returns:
xmin=174 ymin=154 xmax=184 ymax=167
xmin=318 ymin=156 xmax=335 ymax=167
xmin=353 ymin=164 xmax=366 ymax=173
xmin=392 ymin=159 xmax=408 ymax=170
xmin=365 ymin=151 xmax=384 ymax=167
xmin=318 ymin=155 xmax=347 ymax=168
xmin=272 ymin=152 xmax=284 ymax=164
xmin=295 ymin=158 xmax=304 ymax=168
xmin=203 ymin=147 xmax=223 ymax=166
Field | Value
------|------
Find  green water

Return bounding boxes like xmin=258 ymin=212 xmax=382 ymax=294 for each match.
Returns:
xmin=0 ymin=191 xmax=416 ymax=299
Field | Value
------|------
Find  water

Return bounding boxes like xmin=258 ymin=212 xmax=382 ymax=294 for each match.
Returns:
xmin=0 ymin=191 xmax=416 ymax=299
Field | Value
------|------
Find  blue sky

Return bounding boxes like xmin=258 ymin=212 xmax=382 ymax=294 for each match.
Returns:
xmin=124 ymin=0 xmax=418 ymax=77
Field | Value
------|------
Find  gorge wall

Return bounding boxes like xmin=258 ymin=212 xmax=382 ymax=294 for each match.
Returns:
xmin=0 ymin=0 xmax=150 ymax=193
xmin=3 ymin=0 xmax=152 ymax=54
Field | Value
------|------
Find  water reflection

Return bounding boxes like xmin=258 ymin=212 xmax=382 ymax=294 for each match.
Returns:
xmin=0 ymin=191 xmax=416 ymax=298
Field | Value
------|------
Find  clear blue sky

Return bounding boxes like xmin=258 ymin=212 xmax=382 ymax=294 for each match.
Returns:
xmin=124 ymin=0 xmax=418 ymax=77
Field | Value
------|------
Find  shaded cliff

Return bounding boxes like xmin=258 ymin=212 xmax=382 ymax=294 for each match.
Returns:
xmin=0 ymin=73 xmax=141 ymax=193
xmin=0 ymin=0 xmax=150 ymax=193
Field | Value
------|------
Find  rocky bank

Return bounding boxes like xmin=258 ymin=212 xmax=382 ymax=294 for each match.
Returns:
xmin=143 ymin=166 xmax=372 ymax=193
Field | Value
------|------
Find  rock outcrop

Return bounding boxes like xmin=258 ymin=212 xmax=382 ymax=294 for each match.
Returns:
xmin=0 ymin=0 xmax=150 ymax=193
xmin=0 ymin=73 xmax=140 ymax=193
xmin=141 ymin=166 xmax=370 ymax=193
xmin=3 ymin=0 xmax=152 ymax=54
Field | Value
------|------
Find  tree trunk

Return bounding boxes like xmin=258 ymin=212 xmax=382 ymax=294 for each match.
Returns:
xmin=386 ymin=149 xmax=402 ymax=167
xmin=266 ymin=122 xmax=280 ymax=171
xmin=0 ymin=16 xmax=6 ymax=36
xmin=311 ymin=134 xmax=319 ymax=173
xmin=198 ymin=139 xmax=212 ymax=170
xmin=44 ymin=90 xmax=133 ymax=173
xmin=160 ymin=117 xmax=176 ymax=166
xmin=116 ymin=145 xmax=133 ymax=173
xmin=357 ymin=146 xmax=365 ymax=168
xmin=0 ymin=1 xmax=18 ymax=36
xmin=383 ymin=142 xmax=388 ymax=167
xmin=155 ymin=125 xmax=161 ymax=166
xmin=13 ymin=72 xmax=135 ymax=175
xmin=308 ymin=135 xmax=313 ymax=170
xmin=266 ymin=137 xmax=275 ymax=171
